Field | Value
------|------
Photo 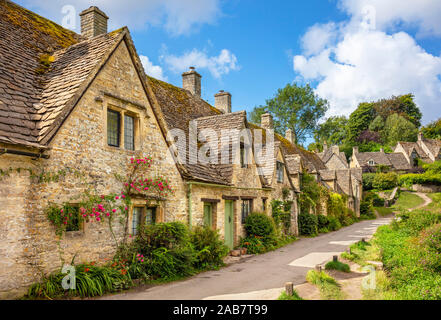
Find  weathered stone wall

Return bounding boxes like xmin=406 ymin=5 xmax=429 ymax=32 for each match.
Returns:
xmin=412 ymin=184 xmax=441 ymax=193
xmin=0 ymin=41 xmax=186 ymax=298
xmin=326 ymin=155 xmax=348 ymax=170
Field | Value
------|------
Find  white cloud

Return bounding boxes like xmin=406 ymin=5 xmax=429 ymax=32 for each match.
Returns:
xmin=140 ymin=56 xmax=167 ymax=81
xmin=18 ymin=0 xmax=221 ymax=35
xmin=293 ymin=0 xmax=441 ymax=124
xmin=164 ymin=49 xmax=240 ymax=79
xmin=338 ymin=0 xmax=441 ymax=37
xmin=301 ymin=23 xmax=338 ymax=56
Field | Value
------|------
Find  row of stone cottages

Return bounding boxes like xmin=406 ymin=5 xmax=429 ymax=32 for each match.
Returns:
xmin=0 ymin=1 xmax=361 ymax=298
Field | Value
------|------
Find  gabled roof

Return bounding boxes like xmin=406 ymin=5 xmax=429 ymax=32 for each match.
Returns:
xmin=353 ymin=151 xmax=392 ymax=167
xmin=385 ymin=153 xmax=412 ymax=171
xmin=397 ymin=141 xmax=428 ymax=159
xmin=0 ymin=0 xmax=125 ymax=148
xmin=422 ymin=139 xmax=441 ymax=158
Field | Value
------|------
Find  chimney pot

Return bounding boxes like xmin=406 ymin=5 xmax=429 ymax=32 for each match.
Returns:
xmin=418 ymin=132 xmax=423 ymax=141
xmin=80 ymin=6 xmax=108 ymax=39
xmin=182 ymin=67 xmax=202 ymax=97
xmin=261 ymin=113 xmax=273 ymax=130
xmin=215 ymin=91 xmax=232 ymax=114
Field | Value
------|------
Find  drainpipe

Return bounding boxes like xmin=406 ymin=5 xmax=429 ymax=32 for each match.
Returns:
xmin=0 ymin=148 xmax=49 ymax=159
xmin=187 ymin=182 xmax=193 ymax=229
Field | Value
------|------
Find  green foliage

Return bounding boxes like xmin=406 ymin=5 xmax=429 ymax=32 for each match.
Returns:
xmin=271 ymin=199 xmax=292 ymax=234
xmin=372 ymin=172 xmax=399 ymax=190
xmin=346 ymin=102 xmax=376 ymax=144
xmin=251 ymin=83 xmax=329 ymax=143
xmin=369 ymin=115 xmax=385 ymax=132
xmin=383 ymin=114 xmax=418 ymax=146
xmin=278 ymin=290 xmax=303 ymax=300
xmin=373 ymin=207 xmax=441 ymax=299
xmin=422 ymin=118 xmax=441 ymax=139
xmin=328 ymin=217 xmax=342 ymax=231
xmin=362 ymin=173 xmax=375 ymax=190
xmin=244 ymin=213 xmax=276 ymax=238
xmin=306 ymin=270 xmax=343 ymax=300
xmin=127 ymin=222 xmax=196 ymax=280
xmin=314 ymin=116 xmax=348 ymax=146
xmin=391 ymin=192 xmax=425 ymax=211
xmin=325 ymin=260 xmax=350 ymax=273
xmin=26 ymin=263 xmax=132 ymax=299
xmin=399 ymin=160 xmax=441 ymax=187
xmin=190 ymin=226 xmax=229 ymax=270
xmin=298 ymin=213 xmax=318 ymax=236
xmin=317 ymin=214 xmax=330 ymax=232
xmin=298 ymin=172 xmax=323 ymax=214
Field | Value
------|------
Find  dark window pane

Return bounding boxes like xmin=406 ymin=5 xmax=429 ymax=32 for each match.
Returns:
xmin=277 ymin=161 xmax=284 ymax=183
xmin=241 ymin=200 xmax=251 ymax=224
xmin=107 ymin=110 xmax=120 ymax=147
xmin=66 ymin=206 xmax=80 ymax=232
xmin=146 ymin=207 xmax=156 ymax=226
xmin=124 ymin=115 xmax=135 ymax=150
xmin=132 ymin=207 xmax=143 ymax=235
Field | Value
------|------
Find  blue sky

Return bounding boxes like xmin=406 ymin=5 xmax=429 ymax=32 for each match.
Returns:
xmin=17 ymin=0 xmax=441 ymax=135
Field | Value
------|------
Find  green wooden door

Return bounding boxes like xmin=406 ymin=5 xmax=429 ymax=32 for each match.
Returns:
xmin=203 ymin=204 xmax=213 ymax=228
xmin=224 ymin=201 xmax=234 ymax=249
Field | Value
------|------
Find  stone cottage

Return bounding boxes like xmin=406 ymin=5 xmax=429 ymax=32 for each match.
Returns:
xmin=394 ymin=132 xmax=441 ymax=165
xmin=350 ymin=147 xmax=411 ymax=172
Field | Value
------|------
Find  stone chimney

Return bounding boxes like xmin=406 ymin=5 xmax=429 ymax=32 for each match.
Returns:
xmin=182 ymin=67 xmax=202 ymax=97
xmin=418 ymin=132 xmax=423 ymax=141
xmin=332 ymin=145 xmax=339 ymax=154
xmin=214 ymin=90 xmax=232 ymax=113
xmin=261 ymin=113 xmax=273 ymax=130
xmin=285 ymin=129 xmax=296 ymax=144
xmin=323 ymin=141 xmax=328 ymax=152
xmin=380 ymin=148 xmax=384 ymax=153
xmin=80 ymin=6 xmax=108 ymax=39
xmin=353 ymin=146 xmax=359 ymax=155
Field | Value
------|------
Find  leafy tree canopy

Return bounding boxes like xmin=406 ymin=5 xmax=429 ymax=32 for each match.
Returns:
xmin=383 ymin=113 xmax=418 ymax=146
xmin=422 ymin=118 xmax=441 ymax=140
xmin=313 ymin=116 xmax=348 ymax=146
xmin=249 ymin=83 xmax=329 ymax=144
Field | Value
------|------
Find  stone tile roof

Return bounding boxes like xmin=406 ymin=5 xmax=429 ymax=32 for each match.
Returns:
xmin=353 ymin=151 xmax=392 ymax=167
xmin=285 ymin=154 xmax=302 ymax=173
xmin=147 ymin=76 xmax=232 ymax=185
xmin=422 ymin=139 xmax=441 ymax=158
xmin=0 ymin=0 xmax=123 ymax=148
xmin=398 ymin=141 xmax=428 ymax=160
xmin=319 ymin=169 xmax=336 ymax=181
xmin=318 ymin=148 xmax=349 ymax=169
xmin=335 ymin=170 xmax=351 ymax=196
xmin=350 ymin=168 xmax=362 ymax=182
xmin=386 ymin=153 xmax=412 ymax=171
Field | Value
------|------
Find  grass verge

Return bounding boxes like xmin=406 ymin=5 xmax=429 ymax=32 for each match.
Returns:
xmin=325 ymin=260 xmax=350 ymax=273
xmin=278 ymin=290 xmax=303 ymax=300
xmin=306 ymin=270 xmax=344 ymax=300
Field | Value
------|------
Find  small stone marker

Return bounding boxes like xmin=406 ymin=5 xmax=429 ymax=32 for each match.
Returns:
xmin=315 ymin=265 xmax=322 ymax=272
xmin=333 ymin=255 xmax=338 ymax=262
xmin=285 ymin=282 xmax=294 ymax=296
xmin=362 ymin=238 xmax=366 ymax=243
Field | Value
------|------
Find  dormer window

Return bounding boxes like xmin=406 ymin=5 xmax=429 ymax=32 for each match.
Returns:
xmin=368 ymin=160 xmax=375 ymax=166
xmin=277 ymin=161 xmax=285 ymax=183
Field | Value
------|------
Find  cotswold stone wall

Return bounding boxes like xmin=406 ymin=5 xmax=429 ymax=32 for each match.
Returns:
xmin=0 ymin=41 xmax=186 ymax=298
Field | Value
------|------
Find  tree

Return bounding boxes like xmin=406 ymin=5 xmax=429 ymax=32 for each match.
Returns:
xmin=346 ymin=102 xmax=375 ymax=145
xmin=313 ymin=116 xmax=348 ymax=146
xmin=250 ymin=83 xmax=329 ymax=144
xmin=373 ymin=94 xmax=422 ymax=128
xmin=248 ymin=106 xmax=267 ymax=126
xmin=422 ymin=118 xmax=441 ymax=139
xmin=369 ymin=115 xmax=385 ymax=133
xmin=384 ymin=114 xmax=418 ymax=146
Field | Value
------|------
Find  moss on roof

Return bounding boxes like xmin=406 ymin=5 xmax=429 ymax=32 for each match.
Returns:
xmin=2 ymin=0 xmax=80 ymax=49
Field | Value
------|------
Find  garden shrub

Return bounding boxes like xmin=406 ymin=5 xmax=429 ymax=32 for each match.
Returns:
xmin=244 ymin=212 xmax=276 ymax=239
xmin=317 ymin=214 xmax=329 ymax=232
xmin=373 ymin=172 xmax=398 ymax=190
xmin=190 ymin=226 xmax=229 ymax=270
xmin=299 ymin=213 xmax=318 ymax=236
xmin=328 ymin=217 xmax=342 ymax=231
xmin=363 ymin=173 xmax=376 ymax=191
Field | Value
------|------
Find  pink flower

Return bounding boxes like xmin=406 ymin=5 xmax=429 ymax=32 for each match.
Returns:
xmin=96 ymin=217 xmax=101 ymax=222
xmin=60 ymin=209 xmax=64 ymax=214
xmin=112 ymin=209 xmax=116 ymax=213
xmin=122 ymin=195 xmax=126 ymax=199
xmin=115 ymin=196 xmax=119 ymax=200
xmin=125 ymin=207 xmax=128 ymax=211
xmin=106 ymin=213 xmax=110 ymax=217
xmin=101 ymin=195 xmax=105 ymax=199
